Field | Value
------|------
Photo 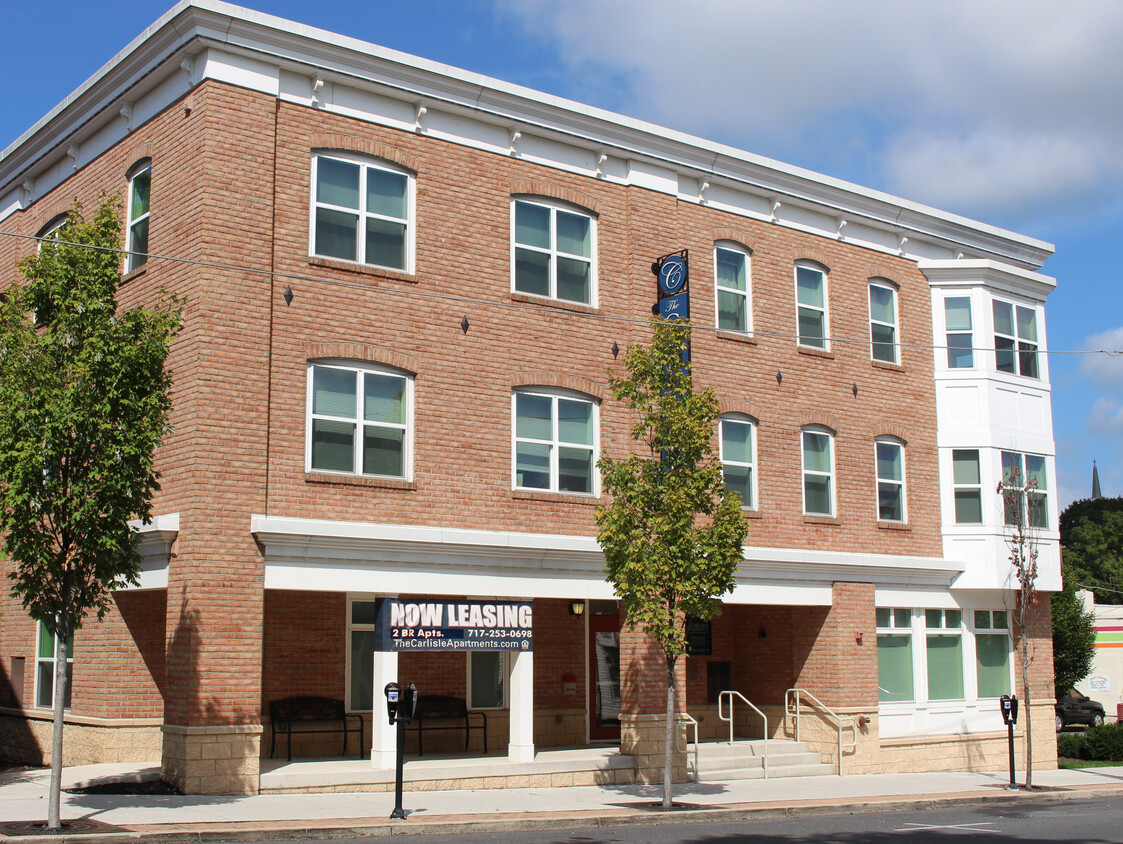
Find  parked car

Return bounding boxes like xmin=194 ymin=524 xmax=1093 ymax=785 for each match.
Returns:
xmin=1056 ymin=691 xmax=1106 ymax=732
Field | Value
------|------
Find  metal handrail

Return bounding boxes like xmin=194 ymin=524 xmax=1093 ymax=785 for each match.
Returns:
xmin=675 ymin=713 xmax=699 ymax=781
xmin=785 ymin=687 xmax=857 ymax=775
xmin=718 ymin=690 xmax=769 ymax=779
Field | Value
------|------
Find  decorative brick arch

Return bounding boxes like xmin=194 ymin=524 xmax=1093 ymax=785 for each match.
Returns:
xmin=872 ymin=424 xmax=909 ymax=445
xmin=867 ymin=268 xmax=901 ymax=287
xmin=305 ymin=342 xmax=419 ymax=375
xmin=310 ymin=133 xmax=421 ymax=173
xmin=797 ymin=412 xmax=839 ymax=435
xmin=711 ymin=227 xmax=756 ymax=254
xmin=718 ymin=399 xmax=763 ymax=423
xmin=509 ymin=180 xmax=600 ymax=216
xmin=123 ymin=144 xmax=155 ymax=179
xmin=793 ymin=252 xmax=831 ymax=272
xmin=509 ymin=371 xmax=604 ymax=401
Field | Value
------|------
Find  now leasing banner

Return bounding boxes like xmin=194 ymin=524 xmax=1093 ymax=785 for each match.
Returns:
xmin=375 ymin=599 xmax=534 ymax=651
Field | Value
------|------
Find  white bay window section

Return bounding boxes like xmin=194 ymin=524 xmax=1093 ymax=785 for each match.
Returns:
xmin=307 ymin=362 xmax=412 ymax=479
xmin=952 ymin=449 xmax=983 ymax=524
xmin=513 ymin=391 xmax=597 ymax=494
xmin=993 ymin=299 xmax=1039 ymax=379
xmin=1001 ymin=451 xmax=1049 ymax=529
xmin=311 ymin=153 xmax=413 ymax=272
xmin=945 ymin=296 xmax=974 ymax=368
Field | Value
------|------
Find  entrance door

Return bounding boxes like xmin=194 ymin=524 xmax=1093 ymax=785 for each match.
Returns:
xmin=588 ymin=612 xmax=621 ymax=741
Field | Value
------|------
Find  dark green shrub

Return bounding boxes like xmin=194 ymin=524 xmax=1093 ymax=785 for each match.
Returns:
xmin=1057 ymin=731 xmax=1088 ymax=760
xmin=1083 ymin=723 xmax=1123 ymax=761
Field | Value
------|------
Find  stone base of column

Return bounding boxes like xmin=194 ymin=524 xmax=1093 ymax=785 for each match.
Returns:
xmin=620 ymin=713 xmax=688 ymax=785
xmin=162 ymin=724 xmax=262 ymax=795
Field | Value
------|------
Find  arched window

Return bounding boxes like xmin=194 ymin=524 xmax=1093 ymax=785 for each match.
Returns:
xmin=719 ymin=415 xmax=756 ymax=509
xmin=511 ymin=197 xmax=596 ymax=305
xmin=126 ymin=161 xmax=151 ymax=272
xmin=875 ymin=437 xmax=906 ymax=522
xmin=801 ymin=426 xmax=835 ymax=515
xmin=714 ymin=243 xmax=751 ymax=333
xmin=794 ymin=261 xmax=829 ymax=349
xmin=512 ymin=388 xmax=598 ymax=494
xmin=868 ymin=279 xmax=899 ymax=364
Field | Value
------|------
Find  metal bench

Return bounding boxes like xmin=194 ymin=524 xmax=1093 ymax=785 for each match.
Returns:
xmin=268 ymin=696 xmax=364 ymax=761
xmin=406 ymin=695 xmax=487 ymax=756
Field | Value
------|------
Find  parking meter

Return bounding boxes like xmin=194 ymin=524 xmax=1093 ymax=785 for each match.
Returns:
xmin=1000 ymin=694 xmax=1019 ymax=725
xmin=385 ymin=682 xmax=401 ymax=726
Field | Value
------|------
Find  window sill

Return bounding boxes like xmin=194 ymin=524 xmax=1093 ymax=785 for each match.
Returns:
xmin=871 ymin=359 xmax=904 ymax=373
xmin=512 ymin=489 xmax=598 ymax=506
xmin=122 ymin=265 xmax=148 ymax=284
xmin=305 ymin=472 xmax=415 ymax=490
xmin=741 ymin=507 xmax=764 ymax=520
xmin=716 ymin=330 xmax=757 ymax=346
xmin=510 ymin=292 xmax=598 ymax=315
xmin=309 ymin=256 xmax=418 ymax=284
xmin=877 ymin=520 xmax=910 ymax=531
xmin=803 ymin=514 xmax=839 ymax=525
xmin=797 ymin=346 xmax=834 ymax=360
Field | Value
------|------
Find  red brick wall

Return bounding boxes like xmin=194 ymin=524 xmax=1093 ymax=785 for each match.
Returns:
xmin=262 ymin=590 xmax=345 ymax=704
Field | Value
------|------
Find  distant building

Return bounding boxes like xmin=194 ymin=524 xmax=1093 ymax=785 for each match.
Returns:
xmin=0 ymin=1 xmax=1060 ymax=794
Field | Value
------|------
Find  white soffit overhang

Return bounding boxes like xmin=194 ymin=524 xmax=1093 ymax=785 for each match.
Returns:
xmin=122 ymin=512 xmax=178 ymax=590
xmin=252 ymin=514 xmax=964 ymax=606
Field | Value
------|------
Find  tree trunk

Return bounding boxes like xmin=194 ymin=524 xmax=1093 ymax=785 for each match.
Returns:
xmin=48 ymin=619 xmax=69 ymax=830
xmin=663 ymin=654 xmax=676 ymax=809
xmin=1022 ymin=637 xmax=1033 ymax=789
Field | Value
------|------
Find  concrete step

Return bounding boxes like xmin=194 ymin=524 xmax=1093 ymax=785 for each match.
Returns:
xmin=689 ymin=739 xmax=835 ymax=782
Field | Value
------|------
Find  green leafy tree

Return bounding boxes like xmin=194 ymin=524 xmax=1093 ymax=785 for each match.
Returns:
xmin=0 ymin=197 xmax=181 ymax=829
xmin=1052 ymin=561 xmax=1096 ymax=697
xmin=596 ymin=319 xmax=748 ymax=809
xmin=1059 ymin=497 xmax=1123 ymax=605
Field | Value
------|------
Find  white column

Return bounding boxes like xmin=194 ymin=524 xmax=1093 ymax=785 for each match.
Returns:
xmin=508 ymin=648 xmax=535 ymax=762
xmin=371 ymin=649 xmax=398 ymax=768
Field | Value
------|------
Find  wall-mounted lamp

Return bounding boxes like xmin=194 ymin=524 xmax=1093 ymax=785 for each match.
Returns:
xmin=569 ymin=600 xmax=586 ymax=617
xmin=858 ymin=715 xmax=871 ymax=728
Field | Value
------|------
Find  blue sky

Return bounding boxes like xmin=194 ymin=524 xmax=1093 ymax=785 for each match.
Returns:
xmin=4 ymin=0 xmax=1121 ymax=509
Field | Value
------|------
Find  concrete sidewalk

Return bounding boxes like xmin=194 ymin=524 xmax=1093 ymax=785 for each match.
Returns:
xmin=3 ymin=762 xmax=1123 ymax=841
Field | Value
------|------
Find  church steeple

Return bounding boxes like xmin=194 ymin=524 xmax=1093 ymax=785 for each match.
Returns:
xmin=1093 ymin=460 xmax=1103 ymax=500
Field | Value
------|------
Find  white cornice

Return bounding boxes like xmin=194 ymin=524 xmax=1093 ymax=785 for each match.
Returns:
xmin=2 ymin=1 xmax=1053 ymax=271
xmin=919 ymin=259 xmax=1057 ymax=301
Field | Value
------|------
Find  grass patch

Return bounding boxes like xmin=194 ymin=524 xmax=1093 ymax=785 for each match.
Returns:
xmin=1059 ymin=757 xmax=1123 ymax=769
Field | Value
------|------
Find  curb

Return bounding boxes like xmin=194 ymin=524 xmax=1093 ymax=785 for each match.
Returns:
xmin=5 ymin=784 xmax=1123 ymax=843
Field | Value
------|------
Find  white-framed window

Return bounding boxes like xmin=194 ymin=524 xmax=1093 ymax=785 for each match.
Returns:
xmin=945 ymin=296 xmax=974 ymax=369
xmin=973 ymin=610 xmax=1011 ymax=698
xmin=310 ymin=152 xmax=414 ymax=272
xmin=512 ymin=198 xmax=595 ymax=304
xmin=714 ymin=245 xmax=751 ymax=333
xmin=126 ymin=163 xmax=151 ymax=273
xmin=1001 ymin=451 xmax=1049 ymax=529
xmin=952 ymin=449 xmax=983 ymax=524
xmin=875 ymin=438 xmax=905 ymax=522
xmin=868 ymin=280 xmax=899 ymax=364
xmin=35 ymin=621 xmax=73 ymax=710
xmin=306 ymin=361 xmax=413 ymax=479
xmin=795 ymin=263 xmax=828 ymax=349
xmin=801 ymin=428 xmax=834 ymax=516
xmin=993 ymin=299 xmax=1039 ymax=379
xmin=512 ymin=390 xmax=597 ymax=494
xmin=925 ymin=609 xmax=964 ymax=701
xmin=36 ymin=214 xmax=69 ymax=252
xmin=876 ymin=608 xmax=913 ymax=703
xmin=346 ymin=596 xmax=376 ymax=712
xmin=467 ymin=651 xmax=509 ymax=710
xmin=719 ymin=416 xmax=755 ymax=509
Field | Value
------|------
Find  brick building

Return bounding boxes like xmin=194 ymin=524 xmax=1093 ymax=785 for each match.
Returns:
xmin=0 ymin=1 xmax=1060 ymax=794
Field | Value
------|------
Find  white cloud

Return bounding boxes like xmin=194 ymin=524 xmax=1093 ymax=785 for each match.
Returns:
xmin=1079 ymin=327 xmax=1123 ymax=385
xmin=494 ymin=0 xmax=1123 ymax=221
xmin=1087 ymin=398 xmax=1123 ymax=434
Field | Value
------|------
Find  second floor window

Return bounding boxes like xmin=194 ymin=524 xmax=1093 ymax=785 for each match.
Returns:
xmin=715 ymin=246 xmax=751 ymax=332
xmin=126 ymin=164 xmax=151 ymax=273
xmin=876 ymin=439 xmax=905 ymax=522
xmin=719 ymin=417 xmax=755 ymax=509
xmin=306 ymin=362 xmax=412 ymax=479
xmin=1001 ymin=451 xmax=1048 ymax=528
xmin=512 ymin=199 xmax=594 ymax=304
xmin=801 ymin=428 xmax=834 ymax=516
xmin=952 ymin=449 xmax=983 ymax=524
xmin=993 ymin=300 xmax=1039 ymax=379
xmin=311 ymin=153 xmax=412 ymax=271
xmin=795 ymin=263 xmax=828 ymax=349
xmin=513 ymin=391 xmax=596 ymax=494
xmin=868 ymin=280 xmax=899 ymax=363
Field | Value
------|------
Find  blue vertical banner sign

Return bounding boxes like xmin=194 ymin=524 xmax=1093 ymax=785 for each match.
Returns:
xmin=652 ymin=250 xmax=691 ymax=366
